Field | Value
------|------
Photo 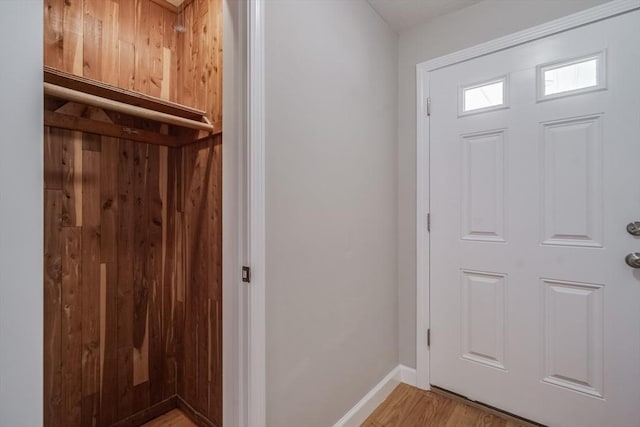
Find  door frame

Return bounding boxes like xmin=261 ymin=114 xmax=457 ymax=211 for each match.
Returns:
xmin=414 ymin=0 xmax=640 ymax=390
xmin=244 ymin=0 xmax=267 ymax=426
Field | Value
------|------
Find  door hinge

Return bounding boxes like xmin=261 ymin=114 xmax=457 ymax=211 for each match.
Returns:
xmin=426 ymin=97 xmax=431 ymax=116
xmin=427 ymin=212 xmax=431 ymax=232
xmin=242 ymin=266 xmax=251 ymax=283
xmin=427 ymin=328 xmax=431 ymax=348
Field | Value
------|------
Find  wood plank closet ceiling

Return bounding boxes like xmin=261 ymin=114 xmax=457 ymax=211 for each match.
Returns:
xmin=43 ymin=1 xmax=222 ymax=426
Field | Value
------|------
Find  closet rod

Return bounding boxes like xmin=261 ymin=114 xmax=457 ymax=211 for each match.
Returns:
xmin=44 ymin=82 xmax=214 ymax=133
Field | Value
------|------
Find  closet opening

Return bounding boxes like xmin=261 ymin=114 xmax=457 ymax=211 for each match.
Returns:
xmin=43 ymin=1 xmax=223 ymax=426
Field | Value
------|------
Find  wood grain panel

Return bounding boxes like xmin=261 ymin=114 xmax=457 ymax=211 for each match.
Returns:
xmin=132 ymin=143 xmax=150 ymax=406
xmin=45 ymin=0 xmax=180 ymax=104
xmin=116 ymin=138 xmax=135 ymax=421
xmin=177 ymin=0 xmax=222 ymax=133
xmin=44 ymin=0 xmax=223 ymax=425
xmin=100 ymin=263 xmax=119 ymax=427
xmin=147 ymin=145 xmax=165 ymax=406
xmin=101 ymin=1 xmax=120 ymax=87
xmin=43 ymin=0 xmax=220 ymax=128
xmin=44 ymin=132 xmax=226 ymax=427
xmin=81 ymin=148 xmax=101 ymax=427
xmin=163 ymin=11 xmax=178 ymax=104
xmin=174 ymin=1 xmax=223 ymax=424
xmin=149 ymin=3 xmax=166 ymax=98
xmin=61 ymin=130 xmax=82 ymax=226
xmin=44 ymin=127 xmax=181 ymax=426
xmin=178 ymin=135 xmax=222 ymax=425
xmin=161 ymin=147 xmax=178 ymax=401
xmin=44 ymin=0 xmax=64 ymax=70
xmin=100 ymin=138 xmax=119 ymax=427
xmin=61 ymin=227 xmax=82 ymax=427
xmin=100 ymin=138 xmax=119 ymax=263
xmin=83 ymin=13 xmax=103 ymax=82
xmin=134 ymin=0 xmax=151 ymax=95
xmin=44 ymin=189 xmax=63 ymax=427
xmin=44 ymin=127 xmax=63 ymax=190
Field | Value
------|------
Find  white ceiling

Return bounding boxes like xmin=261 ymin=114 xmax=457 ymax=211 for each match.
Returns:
xmin=366 ymin=0 xmax=483 ymax=32
xmin=166 ymin=0 xmax=481 ymax=32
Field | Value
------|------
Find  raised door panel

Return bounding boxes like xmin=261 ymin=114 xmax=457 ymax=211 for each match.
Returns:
xmin=541 ymin=116 xmax=603 ymax=247
xmin=541 ymin=279 xmax=604 ymax=398
xmin=461 ymin=270 xmax=507 ymax=370
xmin=461 ymin=131 xmax=506 ymax=243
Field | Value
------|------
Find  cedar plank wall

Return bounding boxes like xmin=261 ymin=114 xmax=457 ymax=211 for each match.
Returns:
xmin=176 ymin=0 xmax=223 ymax=424
xmin=44 ymin=121 xmax=178 ymax=427
xmin=43 ymin=0 xmax=222 ymax=426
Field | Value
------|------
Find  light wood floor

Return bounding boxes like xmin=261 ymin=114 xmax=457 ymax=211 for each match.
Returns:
xmin=141 ymin=409 xmax=197 ymax=427
xmin=140 ymin=384 xmax=534 ymax=427
xmin=362 ymin=383 xmax=534 ymax=427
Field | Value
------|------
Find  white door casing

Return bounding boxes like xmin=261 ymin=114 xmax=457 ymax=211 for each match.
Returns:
xmin=246 ymin=0 xmax=267 ymax=426
xmin=417 ymin=3 xmax=640 ymax=426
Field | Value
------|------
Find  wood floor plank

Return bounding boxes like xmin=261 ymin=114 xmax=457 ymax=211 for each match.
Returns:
xmin=141 ymin=409 xmax=197 ymax=427
xmin=445 ymin=405 xmax=490 ymax=427
xmin=399 ymin=390 xmax=454 ymax=427
xmin=371 ymin=383 xmax=424 ymax=426
xmin=362 ymin=384 xmax=531 ymax=427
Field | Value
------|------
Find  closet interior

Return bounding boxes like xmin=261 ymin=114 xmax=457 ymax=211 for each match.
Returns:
xmin=43 ymin=1 xmax=222 ymax=426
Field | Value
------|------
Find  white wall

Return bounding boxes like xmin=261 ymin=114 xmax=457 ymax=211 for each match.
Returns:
xmin=397 ymin=0 xmax=611 ymax=368
xmin=264 ymin=1 xmax=398 ymax=426
xmin=0 ymin=1 xmax=44 ymax=426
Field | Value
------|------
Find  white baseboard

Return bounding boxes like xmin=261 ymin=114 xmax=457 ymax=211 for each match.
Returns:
xmin=399 ymin=365 xmax=417 ymax=387
xmin=332 ymin=364 xmax=418 ymax=427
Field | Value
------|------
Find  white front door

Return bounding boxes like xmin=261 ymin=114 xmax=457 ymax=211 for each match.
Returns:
xmin=429 ymin=10 xmax=640 ymax=427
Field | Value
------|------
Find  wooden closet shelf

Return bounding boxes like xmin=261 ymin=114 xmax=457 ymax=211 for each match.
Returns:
xmin=44 ymin=67 xmax=218 ymax=146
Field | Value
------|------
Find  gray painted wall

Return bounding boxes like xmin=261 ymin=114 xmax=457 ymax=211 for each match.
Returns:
xmin=0 ymin=1 xmax=44 ymax=426
xmin=264 ymin=1 xmax=398 ymax=426
xmin=397 ymin=0 xmax=611 ymax=368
